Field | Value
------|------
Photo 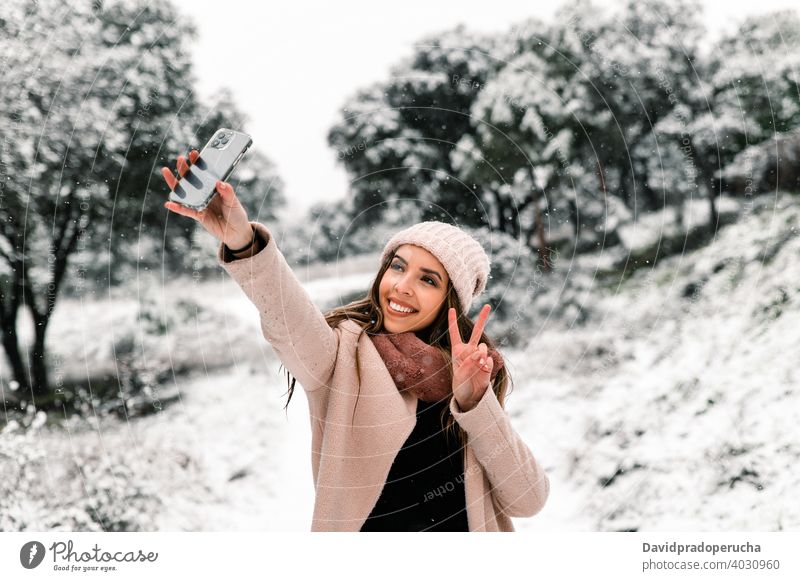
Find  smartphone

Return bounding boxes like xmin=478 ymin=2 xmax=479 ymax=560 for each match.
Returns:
xmin=168 ymin=128 xmax=253 ymax=211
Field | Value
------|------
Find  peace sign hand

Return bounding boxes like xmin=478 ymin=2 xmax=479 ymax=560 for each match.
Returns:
xmin=448 ymin=304 xmax=493 ymax=412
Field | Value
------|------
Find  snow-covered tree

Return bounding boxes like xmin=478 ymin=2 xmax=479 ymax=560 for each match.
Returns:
xmin=0 ymin=0 xmax=168 ymax=401
xmin=328 ymin=24 xmax=511 ymax=228
xmin=452 ymin=47 xmax=570 ymax=268
xmin=560 ymin=0 xmax=705 ymax=217
xmin=652 ymin=9 xmax=800 ymax=233
xmin=0 ymin=0 xmax=282 ymax=403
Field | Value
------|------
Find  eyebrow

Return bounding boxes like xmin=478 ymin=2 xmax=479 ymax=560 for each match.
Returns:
xmin=392 ymin=254 xmax=443 ymax=282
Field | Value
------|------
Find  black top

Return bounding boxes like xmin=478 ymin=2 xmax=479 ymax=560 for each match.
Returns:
xmin=360 ymin=398 xmax=469 ymax=532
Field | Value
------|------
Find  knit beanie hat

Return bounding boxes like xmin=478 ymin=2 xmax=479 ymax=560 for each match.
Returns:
xmin=380 ymin=221 xmax=491 ymax=313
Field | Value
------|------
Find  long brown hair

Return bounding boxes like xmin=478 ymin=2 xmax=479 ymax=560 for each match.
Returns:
xmin=279 ymin=248 xmax=513 ymax=466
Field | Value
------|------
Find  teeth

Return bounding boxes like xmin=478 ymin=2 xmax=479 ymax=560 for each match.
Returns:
xmin=389 ymin=301 xmax=416 ymax=314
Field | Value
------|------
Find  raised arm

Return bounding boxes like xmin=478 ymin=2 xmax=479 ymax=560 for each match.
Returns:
xmin=215 ymin=221 xmax=339 ymax=393
xmin=162 ymin=149 xmax=338 ymax=393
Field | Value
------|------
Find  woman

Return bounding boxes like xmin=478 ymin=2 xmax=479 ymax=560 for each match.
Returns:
xmin=163 ymin=149 xmax=550 ymax=532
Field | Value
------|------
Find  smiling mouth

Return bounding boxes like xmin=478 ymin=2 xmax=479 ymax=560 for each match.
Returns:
xmin=387 ymin=300 xmax=418 ymax=316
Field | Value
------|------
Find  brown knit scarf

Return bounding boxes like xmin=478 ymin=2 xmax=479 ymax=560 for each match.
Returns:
xmin=370 ymin=330 xmax=504 ymax=403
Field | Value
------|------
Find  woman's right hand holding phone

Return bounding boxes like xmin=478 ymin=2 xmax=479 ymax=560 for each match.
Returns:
xmin=162 ymin=150 xmax=254 ymax=250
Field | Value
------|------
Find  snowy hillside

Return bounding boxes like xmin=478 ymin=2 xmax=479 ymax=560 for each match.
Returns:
xmin=518 ymin=192 xmax=800 ymax=531
xmin=1 ymin=193 xmax=798 ymax=532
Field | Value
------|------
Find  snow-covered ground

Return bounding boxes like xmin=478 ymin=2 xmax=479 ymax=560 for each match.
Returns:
xmin=521 ymin=193 xmax=800 ymax=531
xmin=1 ymin=193 xmax=798 ymax=532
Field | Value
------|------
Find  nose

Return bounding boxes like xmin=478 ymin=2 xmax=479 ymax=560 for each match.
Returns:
xmin=394 ymin=275 xmax=413 ymax=296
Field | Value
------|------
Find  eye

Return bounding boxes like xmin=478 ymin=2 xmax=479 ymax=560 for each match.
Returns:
xmin=391 ymin=263 xmax=437 ymax=287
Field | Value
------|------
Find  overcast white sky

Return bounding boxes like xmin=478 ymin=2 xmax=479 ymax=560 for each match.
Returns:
xmin=176 ymin=0 xmax=798 ymax=221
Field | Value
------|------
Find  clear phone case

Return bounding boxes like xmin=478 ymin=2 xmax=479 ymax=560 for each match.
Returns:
xmin=168 ymin=128 xmax=252 ymax=211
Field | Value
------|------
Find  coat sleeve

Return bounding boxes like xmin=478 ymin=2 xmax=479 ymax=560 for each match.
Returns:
xmin=449 ymin=384 xmax=550 ymax=518
xmin=216 ymin=220 xmax=338 ymax=393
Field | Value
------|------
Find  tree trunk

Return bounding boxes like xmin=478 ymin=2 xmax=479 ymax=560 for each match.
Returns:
xmin=1 ymin=186 xmax=81 ymax=408
xmin=490 ymin=189 xmax=511 ymax=235
xmin=706 ymin=183 xmax=720 ymax=236
xmin=514 ymin=195 xmax=536 ymax=238
xmin=29 ymin=314 xmax=51 ymax=400
xmin=596 ymin=159 xmax=607 ymax=196
xmin=693 ymin=147 xmax=720 ymax=236
xmin=526 ymin=168 xmax=551 ymax=272
xmin=641 ymin=181 xmax=660 ymax=212
xmin=533 ymin=194 xmax=552 ymax=271
xmin=618 ymin=164 xmax=633 ymax=214
xmin=18 ymin=255 xmax=58 ymax=403
xmin=508 ymin=202 xmax=520 ymax=238
xmin=0 ymin=313 xmax=31 ymax=400
xmin=0 ymin=254 xmax=31 ymax=402
xmin=568 ymin=198 xmax=579 ymax=238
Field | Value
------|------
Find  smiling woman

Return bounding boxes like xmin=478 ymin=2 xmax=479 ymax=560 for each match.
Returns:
xmin=167 ymin=165 xmax=553 ymax=531
xmin=378 ymin=244 xmax=450 ymax=335
xmin=250 ymin=220 xmax=549 ymax=531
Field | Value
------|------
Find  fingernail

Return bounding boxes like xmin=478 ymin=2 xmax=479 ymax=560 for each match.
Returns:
xmin=479 ymin=358 xmax=484 ymax=365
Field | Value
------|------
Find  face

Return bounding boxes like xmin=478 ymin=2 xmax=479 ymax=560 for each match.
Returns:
xmin=378 ymin=244 xmax=450 ymax=334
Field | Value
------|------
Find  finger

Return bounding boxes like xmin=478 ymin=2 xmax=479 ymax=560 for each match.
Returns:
xmin=161 ymin=167 xmax=177 ymax=190
xmin=474 ymin=349 xmax=491 ymax=372
xmin=177 ymin=155 xmax=189 ymax=177
xmin=188 ymin=149 xmax=200 ymax=164
xmin=216 ymin=180 xmax=237 ymax=204
xmin=164 ymin=201 xmax=202 ymax=221
xmin=468 ymin=304 xmax=491 ymax=347
xmin=470 ymin=350 xmax=489 ymax=375
xmin=448 ymin=307 xmax=463 ymax=347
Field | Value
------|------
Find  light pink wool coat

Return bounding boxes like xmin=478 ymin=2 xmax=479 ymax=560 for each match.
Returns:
xmin=216 ymin=221 xmax=550 ymax=532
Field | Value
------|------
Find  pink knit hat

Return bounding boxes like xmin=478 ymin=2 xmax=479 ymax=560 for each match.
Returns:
xmin=380 ymin=221 xmax=491 ymax=313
